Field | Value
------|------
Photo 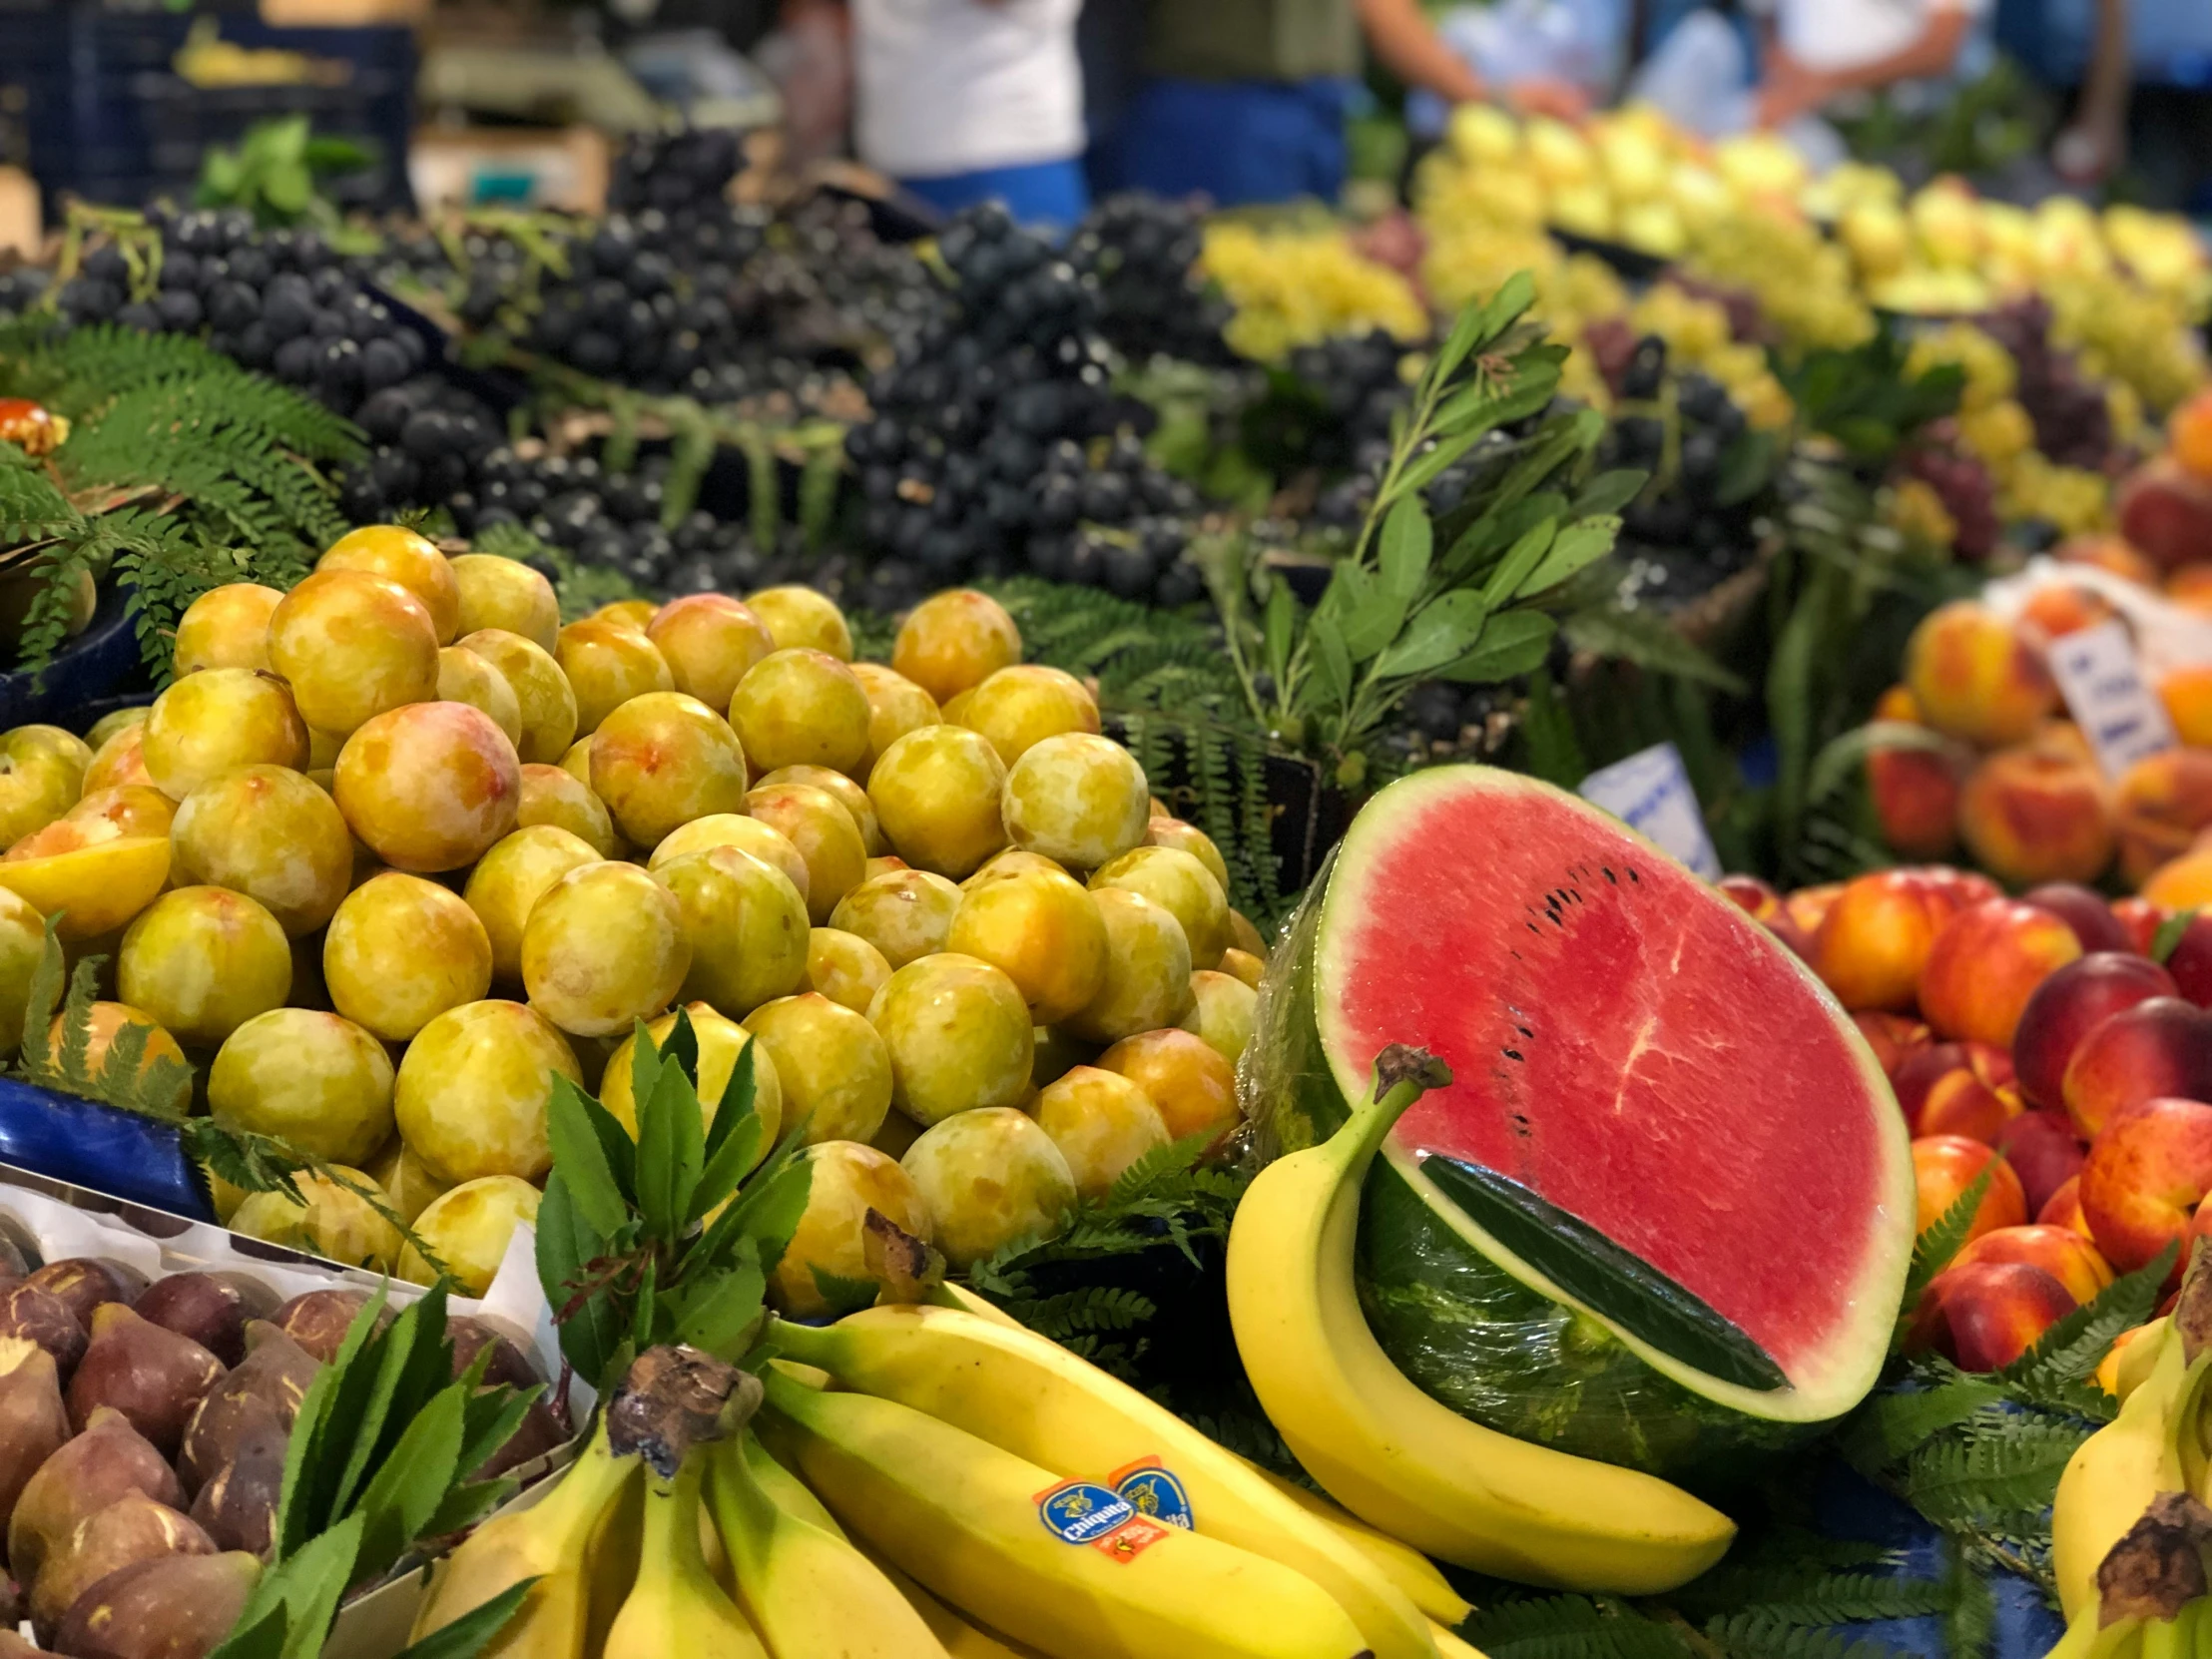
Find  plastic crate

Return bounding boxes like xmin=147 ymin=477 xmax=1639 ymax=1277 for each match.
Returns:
xmin=0 ymin=9 xmax=415 ymax=221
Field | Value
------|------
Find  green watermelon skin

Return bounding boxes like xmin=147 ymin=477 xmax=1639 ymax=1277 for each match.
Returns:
xmin=1242 ymin=768 xmax=1911 ymax=1486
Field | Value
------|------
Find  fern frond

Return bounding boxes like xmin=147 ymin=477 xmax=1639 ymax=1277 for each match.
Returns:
xmin=52 ymin=955 xmax=102 ymax=1091
xmin=1701 ymin=1612 xmax=1915 ymax=1659
xmin=1900 ymin=1414 xmax=2090 ymax=1525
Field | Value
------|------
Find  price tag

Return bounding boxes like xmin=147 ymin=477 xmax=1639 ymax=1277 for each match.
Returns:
xmin=2046 ymin=620 xmax=2177 ymax=780
xmin=1577 ymin=743 xmax=1721 ymax=880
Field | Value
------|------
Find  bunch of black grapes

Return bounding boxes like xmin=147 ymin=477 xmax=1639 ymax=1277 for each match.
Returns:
xmin=1299 ymin=330 xmax=1418 ymax=528
xmin=1977 ymin=294 xmax=2112 ymax=470
xmin=848 ymin=204 xmax=1209 ymax=607
xmin=1899 ymin=424 xmax=2001 ymax=560
xmin=0 ymin=269 xmax=49 ymax=317
xmin=1067 ymin=194 xmax=1233 ymax=366
xmin=1595 ymin=334 xmax=1770 ymax=607
xmin=54 ymin=208 xmax=428 ymax=420
xmin=607 ymin=126 xmax=748 ymax=224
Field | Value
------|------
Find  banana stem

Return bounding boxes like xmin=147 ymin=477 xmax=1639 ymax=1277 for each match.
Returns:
xmin=1333 ymin=1045 xmax=1455 ymax=1168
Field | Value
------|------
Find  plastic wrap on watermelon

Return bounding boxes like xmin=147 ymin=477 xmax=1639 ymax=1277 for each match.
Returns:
xmin=1236 ymin=828 xmax=1875 ymax=1489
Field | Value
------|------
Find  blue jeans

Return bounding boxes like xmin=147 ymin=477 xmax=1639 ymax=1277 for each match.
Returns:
xmin=1110 ymin=76 xmax=1353 ymax=207
xmin=898 ymin=158 xmax=1091 ymax=231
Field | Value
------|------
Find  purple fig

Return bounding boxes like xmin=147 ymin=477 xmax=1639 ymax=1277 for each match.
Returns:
xmin=53 ymin=1549 xmax=260 ymax=1659
xmin=448 ymin=1316 xmax=542 ymax=1387
xmin=270 ymin=1290 xmax=382 ymax=1364
xmin=9 ymin=1408 xmax=185 ymax=1583
xmin=186 ymin=1418 xmax=285 ymax=1559
xmin=31 ymin=1492 xmax=214 ymax=1638
xmin=0 ymin=1284 xmax=88 ymax=1380
xmin=65 ymin=1306 xmax=225 ymax=1457
xmin=177 ymin=1324 xmax=315 ymax=1494
xmin=130 ymin=1277 xmax=271 ymax=1371
xmin=0 ymin=1335 xmax=68 ymax=1540
xmin=26 ymin=1263 xmax=143 ymax=1330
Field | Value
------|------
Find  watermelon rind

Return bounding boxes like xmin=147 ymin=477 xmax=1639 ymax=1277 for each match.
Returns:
xmin=1243 ymin=765 xmax=1915 ymax=1483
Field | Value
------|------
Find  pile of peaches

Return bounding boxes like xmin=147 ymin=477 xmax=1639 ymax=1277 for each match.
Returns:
xmin=1868 ymin=595 xmax=2212 ymax=901
xmin=1723 ymin=864 xmax=2212 ymax=1376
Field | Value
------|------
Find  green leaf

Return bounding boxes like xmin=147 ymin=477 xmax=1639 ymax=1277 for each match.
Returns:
xmin=1421 ymin=1156 xmax=1788 ymax=1390
xmin=330 ymin=1284 xmax=455 ymax=1526
xmin=1573 ymin=470 xmax=1649 ymax=520
xmin=417 ymin=1477 xmax=518 ymax=1543
xmin=2154 ymin=908 xmax=2199 ymax=965
xmin=1944 ymin=1540 xmax=1996 ymax=1659
xmin=1808 ymin=721 xmax=1958 ymax=807
xmin=455 ymin=1382 xmax=539 ymax=1485
xmin=276 ymin=1285 xmax=389 ymax=1558
xmin=1477 ymin=521 xmax=1558 ymax=609
xmin=634 ymin=1047 xmax=706 ymax=1243
xmin=1439 ymin=610 xmax=1557 ymax=684
xmin=1308 ymin=618 xmax=1353 ymax=711
xmin=203 ymin=1603 xmax=288 ymax=1659
xmin=1900 ymin=1164 xmax=1993 ymax=1320
xmin=1323 ymin=565 xmax=1404 ymax=664
xmin=701 ymin=1033 xmax=757 ymax=1156
xmin=1995 ymin=1241 xmax=2174 ymax=1412
xmin=1560 ymin=605 xmax=1747 ymax=694
xmin=1515 ymin=517 xmax=1623 ymax=598
xmin=351 ymin=1382 xmax=465 ymax=1580
xmin=535 ymin=1172 xmax=621 ymax=1385
xmin=1838 ymin=1375 xmax=2005 ymax=1473
xmin=388 ymin=1578 xmax=539 ymax=1659
xmin=699 ymin=1142 xmax=814 ymax=1277
xmin=263 ymin=163 xmax=312 ymax=216
xmin=234 ymin=1511 xmax=364 ymax=1659
xmin=1426 ymin=291 xmax=1496 ymax=388
xmin=659 ymin=1005 xmax=701 ymax=1097
xmin=1374 ymin=590 xmax=1490 ymax=681
xmin=546 ymin=1075 xmax=630 ymax=1239
xmin=1377 ymin=496 xmax=1432 ymax=602
xmin=1263 ymin=581 xmax=1297 ymax=692
xmin=676 ymin=1249 xmax=768 ymax=1356
xmin=1902 ymin=1416 xmax=2089 ymax=1524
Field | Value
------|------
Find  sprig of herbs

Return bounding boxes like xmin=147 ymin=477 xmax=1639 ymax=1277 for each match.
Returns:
xmin=534 ymin=1009 xmax=811 ymax=1395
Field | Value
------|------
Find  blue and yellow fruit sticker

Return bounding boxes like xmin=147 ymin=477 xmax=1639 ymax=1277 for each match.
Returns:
xmin=1110 ymin=1460 xmax=1195 ymax=1530
xmin=1035 ymin=1481 xmax=1137 ymax=1546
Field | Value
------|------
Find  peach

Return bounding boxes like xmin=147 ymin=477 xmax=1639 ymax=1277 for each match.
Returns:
xmin=2160 ymin=665 xmax=2212 ymax=750
xmin=0 ymin=832 xmax=170 ymax=940
xmin=2013 ymin=952 xmax=2178 ymax=1109
xmin=267 ymin=569 xmax=440 ymax=737
xmin=2097 ymin=1319 xmax=2164 ymax=1398
xmin=318 ymin=524 xmax=460 ymax=642
xmin=2041 ymin=1173 xmax=2093 ymax=1236
xmin=1868 ymin=685 xmax=1963 ymax=859
xmin=1912 ymin=1135 xmax=2027 ymax=1241
xmin=1993 ymin=1108 xmax=2087 ymax=1217
xmin=458 ymin=630 xmax=578 ymax=765
xmin=334 ymin=702 xmax=521 ymax=873
xmin=1814 ymin=870 xmax=1960 ymax=1012
xmin=1958 ymin=746 xmax=2114 ymax=887
xmin=171 ymin=583 xmax=280 ymax=676
xmin=449 ymin=554 xmax=559 ymax=653
xmin=1911 ymin=1260 xmax=2077 ymax=1371
xmin=170 ymin=764 xmax=353 ymax=936
xmin=2114 ymin=750 xmax=2212 ymax=885
xmin=1918 ymin=897 xmax=2082 ymax=1047
xmin=588 ymin=691 xmax=750 ymax=849
xmin=745 ymin=585 xmax=852 ymax=659
xmin=2019 ymin=584 xmax=2121 ymax=644
xmin=141 ymin=670 xmax=308 ymax=803
xmin=514 ymin=763 xmax=616 ymax=857
xmin=2173 ymin=388 xmax=2212 ymax=481
xmin=1894 ymin=1042 xmax=2021 ymax=1142
xmin=2060 ymin=995 xmax=2212 ymax=1139
xmin=646 ymin=594 xmax=775 ymax=712
xmin=1786 ymin=881 xmax=1842 ymax=940
xmin=324 ymin=871 xmax=493 ymax=1041
xmin=2022 ymin=882 xmax=2133 ymax=953
xmin=1951 ymin=1222 xmax=2113 ymax=1306
xmin=2172 ymin=567 xmax=2212 ymax=613
xmin=1854 ymin=1010 xmax=1934 ymax=1079
xmin=2143 ymin=848 xmax=2212 ymax=908
xmin=555 ymin=620 xmax=673 ymax=736
xmin=26 ymin=785 xmax=175 ymax=849
xmin=2113 ymin=896 xmax=2169 ymax=953
xmin=1095 ymin=1027 xmax=1238 ymax=1149
xmin=2060 ymin=532 xmax=2159 ymax=585
xmin=118 ymin=886 xmax=291 ymax=1048
xmin=847 ymin=664 xmax=940 ymax=776
xmin=2117 ymin=456 xmax=2212 ymax=572
xmin=1904 ymin=600 xmax=2057 ymax=747
xmin=1920 ymin=867 xmax=2003 ymax=908
xmin=2079 ymin=1095 xmax=2212 ymax=1273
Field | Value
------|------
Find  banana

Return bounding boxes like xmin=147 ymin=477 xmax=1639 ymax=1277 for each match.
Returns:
xmin=1429 ymin=1624 xmax=1490 ymax=1659
xmin=706 ymin=1423 xmax=953 ymax=1659
xmin=1236 ymin=1455 xmax=1473 ymax=1627
xmin=775 ymin=1304 xmax=1438 ymax=1658
xmin=743 ymin=1429 xmax=846 ymax=1538
xmin=761 ymin=1367 xmax=1374 ymax=1659
xmin=2055 ymin=1326 xmax=2189 ymax=1621
xmin=1224 ymin=1049 xmax=1737 ymax=1592
xmin=409 ymin=1416 xmax=641 ymax=1659
xmin=603 ymin=1452 xmax=767 ymax=1659
xmin=859 ymin=1540 xmax=1054 ymax=1659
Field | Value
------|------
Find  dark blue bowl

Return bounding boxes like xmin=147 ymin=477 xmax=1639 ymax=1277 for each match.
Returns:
xmin=0 ymin=584 xmax=146 ymax=732
xmin=0 ymin=1076 xmax=214 ymax=1222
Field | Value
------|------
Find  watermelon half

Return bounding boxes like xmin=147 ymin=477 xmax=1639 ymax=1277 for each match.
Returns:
xmin=1248 ymin=766 xmax=1914 ymax=1482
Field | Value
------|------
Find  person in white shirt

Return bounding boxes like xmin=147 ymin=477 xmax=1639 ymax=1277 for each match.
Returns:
xmin=847 ymin=0 xmax=1090 ymax=226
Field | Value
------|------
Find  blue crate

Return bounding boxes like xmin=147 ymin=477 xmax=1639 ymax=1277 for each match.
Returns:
xmin=0 ymin=10 xmax=415 ymax=220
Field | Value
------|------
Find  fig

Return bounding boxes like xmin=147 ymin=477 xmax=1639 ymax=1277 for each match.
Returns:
xmin=270 ymin=1291 xmax=379 ymax=1364
xmin=52 ymin=1547 xmax=261 ymax=1659
xmin=10 ymin=1407 xmax=186 ymax=1583
xmin=187 ymin=1417 xmax=285 ymax=1558
xmin=474 ymin=1394 xmax=567 ymax=1480
xmin=0 ymin=1339 xmax=68 ymax=1540
xmin=446 ymin=1317 xmax=542 ymax=1389
xmin=0 ymin=1283 xmax=88 ymax=1378
xmin=178 ymin=1325 xmax=317 ymax=1492
xmin=26 ymin=1262 xmax=142 ymax=1330
xmin=65 ymin=1305 xmax=226 ymax=1455
xmin=130 ymin=1276 xmax=267 ymax=1370
xmin=31 ymin=1492 xmax=215 ymax=1638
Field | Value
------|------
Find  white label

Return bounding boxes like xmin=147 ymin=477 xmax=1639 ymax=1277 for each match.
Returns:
xmin=2046 ymin=620 xmax=2177 ymax=780
xmin=1578 ymin=743 xmax=1721 ymax=879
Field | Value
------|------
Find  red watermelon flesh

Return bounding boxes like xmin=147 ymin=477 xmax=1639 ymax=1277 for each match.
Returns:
xmin=1312 ymin=767 xmax=1913 ymax=1421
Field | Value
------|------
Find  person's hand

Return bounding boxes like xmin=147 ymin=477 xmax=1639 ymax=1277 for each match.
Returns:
xmin=1505 ymin=78 xmax=1590 ymax=122
xmin=1755 ymin=49 xmax=1833 ymax=128
xmin=2052 ymin=112 xmax=2125 ymax=183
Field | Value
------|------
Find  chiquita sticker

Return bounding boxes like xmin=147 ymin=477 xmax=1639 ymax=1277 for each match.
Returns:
xmin=1110 ymin=1460 xmax=1195 ymax=1530
xmin=1035 ymin=1481 xmax=1137 ymax=1545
